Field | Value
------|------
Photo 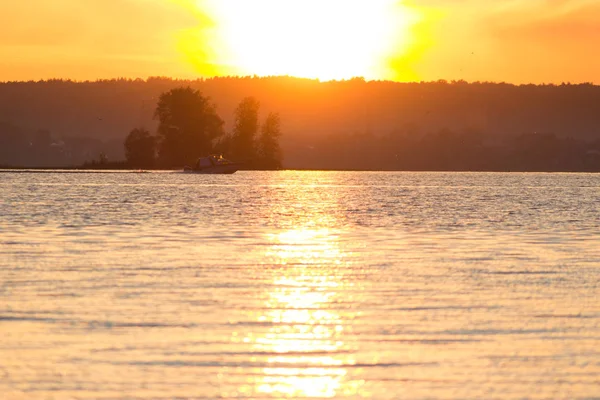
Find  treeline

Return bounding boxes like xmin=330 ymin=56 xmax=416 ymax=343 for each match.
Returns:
xmin=0 ymin=121 xmax=122 ymax=168
xmin=293 ymin=129 xmax=600 ymax=172
xmin=124 ymin=87 xmax=282 ymax=169
xmin=1 ymin=77 xmax=600 ymax=170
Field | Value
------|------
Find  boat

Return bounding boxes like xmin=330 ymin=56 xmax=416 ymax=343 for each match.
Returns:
xmin=183 ymin=155 xmax=241 ymax=174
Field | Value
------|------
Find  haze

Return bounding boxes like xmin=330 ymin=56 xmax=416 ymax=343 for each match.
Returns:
xmin=1 ymin=0 xmax=599 ymax=84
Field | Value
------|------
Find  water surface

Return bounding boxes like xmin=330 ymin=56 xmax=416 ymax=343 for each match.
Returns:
xmin=1 ymin=171 xmax=599 ymax=399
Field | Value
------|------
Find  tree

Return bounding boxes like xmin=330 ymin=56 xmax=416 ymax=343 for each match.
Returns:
xmin=124 ymin=127 xmax=155 ymax=168
xmin=154 ymin=87 xmax=224 ymax=167
xmin=257 ymin=112 xmax=283 ymax=169
xmin=230 ymin=97 xmax=260 ymax=162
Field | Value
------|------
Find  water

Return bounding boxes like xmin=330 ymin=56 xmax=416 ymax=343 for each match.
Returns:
xmin=1 ymin=171 xmax=599 ymax=399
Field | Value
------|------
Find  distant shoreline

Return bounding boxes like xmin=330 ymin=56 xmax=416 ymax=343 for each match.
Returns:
xmin=1 ymin=167 xmax=598 ymax=173
xmin=3 ymin=78 xmax=600 ymax=172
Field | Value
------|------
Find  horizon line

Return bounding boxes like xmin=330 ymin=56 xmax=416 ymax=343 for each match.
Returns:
xmin=1 ymin=75 xmax=599 ymax=87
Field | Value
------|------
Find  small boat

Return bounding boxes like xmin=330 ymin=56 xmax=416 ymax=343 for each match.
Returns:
xmin=183 ymin=155 xmax=241 ymax=174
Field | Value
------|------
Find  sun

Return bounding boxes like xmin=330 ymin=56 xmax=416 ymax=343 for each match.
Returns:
xmin=180 ymin=0 xmax=420 ymax=81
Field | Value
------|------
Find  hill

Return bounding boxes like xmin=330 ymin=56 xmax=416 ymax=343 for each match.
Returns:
xmin=1 ymin=77 xmax=599 ymax=170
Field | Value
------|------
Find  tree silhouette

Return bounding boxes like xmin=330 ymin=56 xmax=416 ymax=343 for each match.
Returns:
xmin=124 ymin=127 xmax=155 ymax=168
xmin=154 ymin=87 xmax=223 ymax=168
xmin=257 ymin=112 xmax=283 ymax=169
xmin=0 ymin=121 xmax=28 ymax=166
xmin=230 ymin=97 xmax=260 ymax=162
xmin=4 ymin=77 xmax=600 ymax=171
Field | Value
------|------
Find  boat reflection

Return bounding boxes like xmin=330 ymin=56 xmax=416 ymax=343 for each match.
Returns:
xmin=251 ymin=228 xmax=363 ymax=398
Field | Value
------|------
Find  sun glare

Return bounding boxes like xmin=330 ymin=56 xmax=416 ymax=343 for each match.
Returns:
xmin=243 ymin=227 xmax=362 ymax=398
xmin=183 ymin=0 xmax=420 ymax=81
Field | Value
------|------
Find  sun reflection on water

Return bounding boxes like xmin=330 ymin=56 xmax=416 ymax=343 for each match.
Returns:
xmin=248 ymin=228 xmax=362 ymax=398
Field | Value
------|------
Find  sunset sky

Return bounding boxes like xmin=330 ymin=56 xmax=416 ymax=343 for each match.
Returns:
xmin=1 ymin=0 xmax=598 ymax=83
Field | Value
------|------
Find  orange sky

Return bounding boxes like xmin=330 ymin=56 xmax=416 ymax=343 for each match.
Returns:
xmin=1 ymin=0 xmax=598 ymax=83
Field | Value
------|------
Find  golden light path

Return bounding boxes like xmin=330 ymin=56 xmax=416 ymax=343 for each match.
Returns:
xmin=181 ymin=0 xmax=421 ymax=81
xmin=251 ymin=228 xmax=364 ymax=398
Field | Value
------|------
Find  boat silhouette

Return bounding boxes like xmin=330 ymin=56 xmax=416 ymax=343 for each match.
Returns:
xmin=183 ymin=155 xmax=241 ymax=174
